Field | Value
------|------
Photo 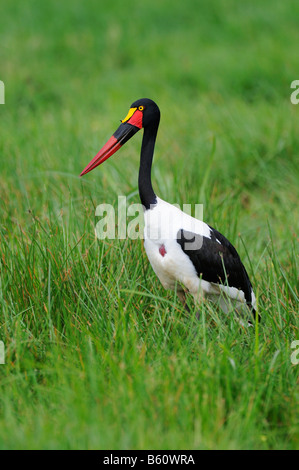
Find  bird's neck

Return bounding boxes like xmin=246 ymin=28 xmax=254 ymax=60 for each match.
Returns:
xmin=138 ymin=122 xmax=158 ymax=210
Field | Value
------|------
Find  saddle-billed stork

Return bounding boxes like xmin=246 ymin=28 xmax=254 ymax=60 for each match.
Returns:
xmin=80 ymin=98 xmax=258 ymax=324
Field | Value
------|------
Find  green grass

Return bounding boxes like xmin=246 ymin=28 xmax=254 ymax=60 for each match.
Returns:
xmin=0 ymin=0 xmax=298 ymax=450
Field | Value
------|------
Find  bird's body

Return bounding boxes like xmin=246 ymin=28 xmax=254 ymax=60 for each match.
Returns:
xmin=80 ymin=98 xmax=258 ymax=323
xmin=143 ymin=196 xmax=256 ymax=318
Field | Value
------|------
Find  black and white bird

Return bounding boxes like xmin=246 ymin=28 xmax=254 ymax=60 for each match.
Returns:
xmin=80 ymin=98 xmax=257 ymax=323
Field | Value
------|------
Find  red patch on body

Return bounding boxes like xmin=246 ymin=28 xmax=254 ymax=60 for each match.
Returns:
xmin=159 ymin=244 xmax=166 ymax=257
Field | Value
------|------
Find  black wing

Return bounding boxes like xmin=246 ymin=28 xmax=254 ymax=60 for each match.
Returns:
xmin=177 ymin=226 xmax=254 ymax=309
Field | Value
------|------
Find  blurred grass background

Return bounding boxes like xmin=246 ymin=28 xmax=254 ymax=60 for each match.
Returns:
xmin=0 ymin=0 xmax=298 ymax=449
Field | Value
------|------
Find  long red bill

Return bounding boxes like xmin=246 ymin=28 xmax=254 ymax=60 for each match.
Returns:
xmin=80 ymin=122 xmax=140 ymax=177
xmin=80 ymin=135 xmax=121 ymax=176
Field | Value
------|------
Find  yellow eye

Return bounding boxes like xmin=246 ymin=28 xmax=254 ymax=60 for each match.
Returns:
xmin=138 ymin=105 xmax=144 ymax=111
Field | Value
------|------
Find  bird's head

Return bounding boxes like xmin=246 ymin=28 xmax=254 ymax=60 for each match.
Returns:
xmin=80 ymin=98 xmax=160 ymax=176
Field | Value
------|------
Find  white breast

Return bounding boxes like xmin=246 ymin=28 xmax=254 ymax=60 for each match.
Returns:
xmin=143 ymin=197 xmax=211 ymax=294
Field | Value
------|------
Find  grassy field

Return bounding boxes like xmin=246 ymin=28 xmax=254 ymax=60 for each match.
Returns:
xmin=0 ymin=0 xmax=298 ymax=450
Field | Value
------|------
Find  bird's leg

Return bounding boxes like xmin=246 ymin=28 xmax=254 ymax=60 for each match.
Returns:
xmin=177 ymin=290 xmax=190 ymax=313
xmin=192 ymin=289 xmax=206 ymax=320
xmin=177 ymin=289 xmax=203 ymax=320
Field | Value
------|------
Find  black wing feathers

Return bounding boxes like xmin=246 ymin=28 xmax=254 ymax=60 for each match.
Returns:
xmin=177 ymin=226 xmax=253 ymax=306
